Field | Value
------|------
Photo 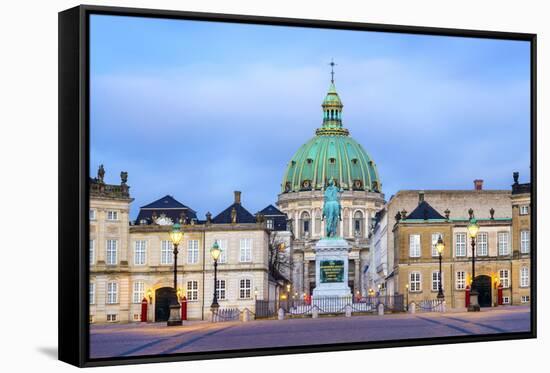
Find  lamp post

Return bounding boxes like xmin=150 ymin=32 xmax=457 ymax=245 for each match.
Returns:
xmin=405 ymin=284 xmax=409 ymax=311
xmin=210 ymin=241 xmax=221 ymax=311
xmin=436 ymin=235 xmax=445 ymax=299
xmin=467 ymin=215 xmax=481 ymax=312
xmin=167 ymin=222 xmax=184 ymax=326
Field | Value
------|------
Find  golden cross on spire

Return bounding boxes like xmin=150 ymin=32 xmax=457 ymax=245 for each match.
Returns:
xmin=329 ymin=59 xmax=337 ymax=83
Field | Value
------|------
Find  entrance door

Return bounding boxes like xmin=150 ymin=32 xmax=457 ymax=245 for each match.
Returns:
xmin=472 ymin=275 xmax=492 ymax=307
xmin=155 ymin=287 xmax=176 ymax=322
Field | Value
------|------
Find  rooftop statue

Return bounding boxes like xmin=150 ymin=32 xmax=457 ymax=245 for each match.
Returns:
xmin=322 ymin=178 xmax=342 ymax=237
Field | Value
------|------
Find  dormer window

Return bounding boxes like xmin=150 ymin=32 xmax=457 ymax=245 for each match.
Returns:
xmin=351 ymin=158 xmax=358 ymax=165
xmin=329 ymin=158 xmax=336 ymax=164
xmin=307 ymin=158 xmax=313 ymax=164
xmin=139 ymin=219 xmax=148 ymax=225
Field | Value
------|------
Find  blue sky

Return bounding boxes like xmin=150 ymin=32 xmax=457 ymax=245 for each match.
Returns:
xmin=90 ymin=15 xmax=531 ymax=220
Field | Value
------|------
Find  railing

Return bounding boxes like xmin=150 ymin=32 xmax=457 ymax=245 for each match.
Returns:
xmin=255 ymin=300 xmax=277 ymax=319
xmin=211 ymin=307 xmax=240 ymax=322
xmin=283 ymin=295 xmax=405 ymax=316
xmin=412 ymin=299 xmax=445 ymax=312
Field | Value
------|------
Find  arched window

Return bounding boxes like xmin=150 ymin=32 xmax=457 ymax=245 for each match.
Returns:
xmin=301 ymin=211 xmax=311 ymax=238
xmin=354 ymin=211 xmax=363 ymax=237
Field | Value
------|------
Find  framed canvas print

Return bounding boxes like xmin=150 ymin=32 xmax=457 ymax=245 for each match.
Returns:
xmin=58 ymin=4 xmax=537 ymax=367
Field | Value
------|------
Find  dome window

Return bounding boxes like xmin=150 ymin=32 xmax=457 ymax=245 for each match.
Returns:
xmin=329 ymin=158 xmax=336 ymax=164
xmin=353 ymin=179 xmax=363 ymax=190
xmin=352 ymin=158 xmax=358 ymax=165
xmin=307 ymin=158 xmax=313 ymax=164
xmin=301 ymin=179 xmax=312 ymax=190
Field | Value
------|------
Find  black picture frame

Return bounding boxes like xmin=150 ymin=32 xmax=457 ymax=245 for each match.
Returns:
xmin=58 ymin=4 xmax=537 ymax=368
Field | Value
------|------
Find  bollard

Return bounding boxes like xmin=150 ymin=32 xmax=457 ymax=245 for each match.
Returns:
xmin=345 ymin=304 xmax=352 ymax=318
xmin=278 ymin=308 xmax=285 ymax=320
xmin=409 ymin=302 xmax=416 ymax=314
xmin=312 ymin=305 xmax=319 ymax=319
xmin=378 ymin=303 xmax=384 ymax=316
xmin=242 ymin=309 xmax=250 ymax=322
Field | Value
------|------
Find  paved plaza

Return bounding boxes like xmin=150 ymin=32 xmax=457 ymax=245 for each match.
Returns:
xmin=89 ymin=306 xmax=530 ymax=358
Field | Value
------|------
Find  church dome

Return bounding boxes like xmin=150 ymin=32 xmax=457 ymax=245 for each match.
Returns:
xmin=281 ymin=72 xmax=381 ymax=194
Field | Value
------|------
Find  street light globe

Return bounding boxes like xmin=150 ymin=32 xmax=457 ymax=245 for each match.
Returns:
xmin=436 ymin=235 xmax=445 ymax=254
xmin=169 ymin=223 xmax=184 ymax=245
xmin=210 ymin=240 xmax=221 ymax=261
xmin=467 ymin=218 xmax=480 ymax=238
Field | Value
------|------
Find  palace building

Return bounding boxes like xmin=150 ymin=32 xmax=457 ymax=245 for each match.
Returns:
xmin=277 ymin=74 xmax=384 ymax=298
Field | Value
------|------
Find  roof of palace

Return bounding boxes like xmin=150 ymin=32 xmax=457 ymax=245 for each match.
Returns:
xmin=281 ymin=75 xmax=381 ymax=194
xmin=258 ymin=204 xmax=286 ymax=216
xmin=212 ymin=202 xmax=256 ymax=224
xmin=136 ymin=195 xmax=197 ymax=224
xmin=257 ymin=204 xmax=288 ymax=231
xmin=405 ymin=201 xmax=446 ymax=220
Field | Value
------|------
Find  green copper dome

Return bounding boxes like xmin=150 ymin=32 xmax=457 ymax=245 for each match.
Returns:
xmin=281 ymin=79 xmax=381 ymax=193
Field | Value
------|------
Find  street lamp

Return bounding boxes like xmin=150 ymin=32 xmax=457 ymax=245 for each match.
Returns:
xmin=210 ymin=241 xmax=221 ymax=311
xmin=405 ymin=283 xmax=409 ymax=310
xmin=167 ymin=222 xmax=184 ymax=326
xmin=467 ymin=214 xmax=481 ymax=312
xmin=435 ymin=235 xmax=445 ymax=299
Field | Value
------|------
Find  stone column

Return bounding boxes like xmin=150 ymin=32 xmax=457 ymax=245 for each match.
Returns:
xmin=303 ymin=259 xmax=309 ymax=295
xmin=355 ymin=259 xmax=361 ymax=293
xmin=311 ymin=212 xmax=316 ymax=238
xmin=349 ymin=210 xmax=353 ymax=237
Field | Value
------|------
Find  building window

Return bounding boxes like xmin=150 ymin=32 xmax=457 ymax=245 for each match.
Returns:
xmin=266 ymin=219 xmax=274 ymax=230
xmin=187 ymin=281 xmax=199 ymax=301
xmin=301 ymin=211 xmax=310 ymax=238
xmin=455 ymin=233 xmax=466 ymax=257
xmin=106 ymin=240 xmax=118 ymax=265
xmin=499 ymin=269 xmax=510 ymax=288
xmin=89 ymin=209 xmax=96 ymax=220
xmin=521 ymin=295 xmax=530 ymax=303
xmin=90 ymin=315 xmax=94 ymax=324
xmin=519 ymin=205 xmax=529 ymax=215
xmin=498 ymin=232 xmax=510 ymax=255
xmin=89 ymin=239 xmax=95 ymax=264
xmin=216 ymin=279 xmax=226 ymax=300
xmin=431 ymin=271 xmax=441 ymax=292
xmin=409 ymin=234 xmax=421 ymax=258
xmin=239 ymin=279 xmax=252 ymax=299
xmin=409 ymin=272 xmax=421 ymax=292
xmin=106 ymin=314 xmax=117 ymax=322
xmin=132 ymin=281 xmax=145 ymax=303
xmin=187 ymin=240 xmax=199 ymax=264
xmin=106 ymin=210 xmax=118 ymax=221
xmin=89 ymin=283 xmax=95 ymax=305
xmin=502 ymin=296 xmax=510 ymax=305
xmin=520 ymin=267 xmax=529 ymax=287
xmin=354 ymin=211 xmax=363 ymax=236
xmin=476 ymin=232 xmax=488 ymax=256
xmin=160 ymin=240 xmax=173 ymax=265
xmin=133 ymin=314 xmax=140 ymax=321
xmin=520 ymin=230 xmax=530 ymax=253
xmin=456 ymin=271 xmax=466 ymax=290
xmin=134 ymin=240 xmax=146 ymax=265
xmin=217 ymin=239 xmax=228 ymax=264
xmin=106 ymin=282 xmax=118 ymax=304
xmin=431 ymin=233 xmax=442 ymax=257
xmin=239 ymin=238 xmax=252 ymax=262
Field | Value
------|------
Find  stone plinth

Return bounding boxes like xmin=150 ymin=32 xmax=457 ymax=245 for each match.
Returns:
xmin=312 ymin=238 xmax=351 ymax=297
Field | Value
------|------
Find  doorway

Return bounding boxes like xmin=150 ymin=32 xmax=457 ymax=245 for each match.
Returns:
xmin=155 ymin=287 xmax=177 ymax=322
xmin=472 ymin=275 xmax=492 ymax=307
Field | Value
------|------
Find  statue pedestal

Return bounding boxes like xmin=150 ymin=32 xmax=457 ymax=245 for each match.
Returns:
xmin=312 ymin=238 xmax=351 ymax=298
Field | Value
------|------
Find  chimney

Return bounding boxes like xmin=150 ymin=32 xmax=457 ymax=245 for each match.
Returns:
xmin=234 ymin=191 xmax=241 ymax=204
xmin=474 ymin=179 xmax=483 ymax=190
xmin=418 ymin=191 xmax=425 ymax=205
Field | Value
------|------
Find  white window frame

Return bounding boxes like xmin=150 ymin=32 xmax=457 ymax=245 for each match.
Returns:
xmin=187 ymin=281 xmax=199 ymax=301
xmin=89 ymin=239 xmax=95 ymax=264
xmin=187 ymin=240 xmax=199 ymax=264
xmin=455 ymin=233 xmax=466 ymax=257
xmin=106 ymin=240 xmax=118 ymax=265
xmin=132 ymin=281 xmax=145 ymax=303
xmin=134 ymin=240 xmax=147 ymax=265
xmin=476 ymin=232 xmax=488 ymax=256
xmin=266 ymin=219 xmax=274 ymax=230
xmin=409 ymin=234 xmax=421 ymax=258
xmin=499 ymin=269 xmax=510 ymax=288
xmin=520 ymin=267 xmax=529 ymax=287
xmin=502 ymin=296 xmax=510 ymax=305
xmin=216 ymin=279 xmax=226 ymax=300
xmin=521 ymin=295 xmax=530 ymax=303
xmin=217 ymin=239 xmax=228 ymax=264
xmin=409 ymin=272 xmax=421 ymax=292
xmin=431 ymin=233 xmax=442 ymax=257
xmin=89 ymin=209 xmax=96 ymax=220
xmin=106 ymin=210 xmax=119 ymax=221
xmin=106 ymin=282 xmax=118 ymax=304
xmin=520 ymin=230 xmax=530 ymax=254
xmin=239 ymin=278 xmax=252 ymax=299
xmin=498 ymin=232 xmax=510 ymax=256
xmin=456 ymin=271 xmax=466 ymax=290
xmin=160 ymin=240 xmax=173 ymax=265
xmin=89 ymin=283 xmax=95 ymax=305
xmin=106 ymin=313 xmax=118 ymax=322
xmin=239 ymin=238 xmax=252 ymax=263
xmin=431 ymin=271 xmax=442 ymax=292
xmin=519 ymin=205 xmax=529 ymax=215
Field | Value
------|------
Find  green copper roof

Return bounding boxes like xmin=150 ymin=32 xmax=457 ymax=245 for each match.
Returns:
xmin=281 ymin=80 xmax=381 ymax=193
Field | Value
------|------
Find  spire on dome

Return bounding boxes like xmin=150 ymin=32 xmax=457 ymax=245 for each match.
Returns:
xmin=317 ymin=60 xmax=348 ymax=136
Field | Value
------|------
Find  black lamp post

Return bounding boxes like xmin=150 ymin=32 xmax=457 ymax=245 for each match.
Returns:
xmin=210 ymin=241 xmax=221 ymax=311
xmin=167 ymin=222 xmax=184 ymax=326
xmin=435 ymin=235 xmax=445 ymax=299
xmin=467 ymin=213 xmax=481 ymax=312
